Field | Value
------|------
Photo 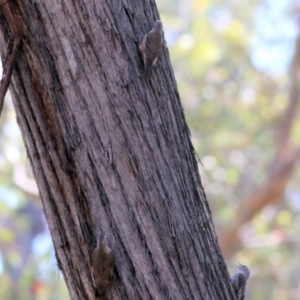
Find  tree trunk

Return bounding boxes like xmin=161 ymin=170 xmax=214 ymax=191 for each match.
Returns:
xmin=0 ymin=1 xmax=236 ymax=299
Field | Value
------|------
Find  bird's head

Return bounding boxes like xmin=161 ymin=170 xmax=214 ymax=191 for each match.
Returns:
xmin=153 ymin=20 xmax=163 ymax=31
xmin=237 ymin=263 xmax=250 ymax=280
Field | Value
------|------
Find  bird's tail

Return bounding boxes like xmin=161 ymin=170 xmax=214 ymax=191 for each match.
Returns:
xmin=143 ymin=65 xmax=152 ymax=79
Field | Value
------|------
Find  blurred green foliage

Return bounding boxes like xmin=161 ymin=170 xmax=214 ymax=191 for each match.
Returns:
xmin=159 ymin=0 xmax=300 ymax=299
xmin=0 ymin=96 xmax=70 ymax=299
xmin=0 ymin=0 xmax=300 ymax=299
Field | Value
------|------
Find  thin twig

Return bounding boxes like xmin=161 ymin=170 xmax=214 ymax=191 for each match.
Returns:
xmin=0 ymin=35 xmax=21 ymax=117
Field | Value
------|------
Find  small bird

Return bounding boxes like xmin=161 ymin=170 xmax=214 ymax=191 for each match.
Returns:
xmin=231 ymin=263 xmax=250 ymax=300
xmin=91 ymin=233 xmax=115 ymax=299
xmin=139 ymin=20 xmax=164 ymax=78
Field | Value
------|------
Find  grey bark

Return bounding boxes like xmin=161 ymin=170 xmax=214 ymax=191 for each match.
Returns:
xmin=0 ymin=0 xmax=236 ymax=299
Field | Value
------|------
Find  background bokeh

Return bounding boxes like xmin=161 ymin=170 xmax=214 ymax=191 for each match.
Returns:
xmin=1 ymin=0 xmax=300 ymax=299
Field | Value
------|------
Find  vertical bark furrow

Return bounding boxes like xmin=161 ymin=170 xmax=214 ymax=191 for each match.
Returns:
xmin=0 ymin=0 xmax=238 ymax=299
xmin=11 ymin=80 xmax=92 ymax=300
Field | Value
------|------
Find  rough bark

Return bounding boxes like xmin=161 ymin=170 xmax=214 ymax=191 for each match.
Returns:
xmin=0 ymin=1 xmax=236 ymax=299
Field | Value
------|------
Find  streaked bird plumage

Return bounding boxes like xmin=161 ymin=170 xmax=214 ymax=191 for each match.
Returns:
xmin=139 ymin=20 xmax=164 ymax=78
xmin=231 ymin=263 xmax=250 ymax=300
xmin=91 ymin=233 xmax=115 ymax=298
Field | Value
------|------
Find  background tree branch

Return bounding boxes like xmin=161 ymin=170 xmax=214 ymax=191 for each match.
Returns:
xmin=219 ymin=22 xmax=300 ymax=257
